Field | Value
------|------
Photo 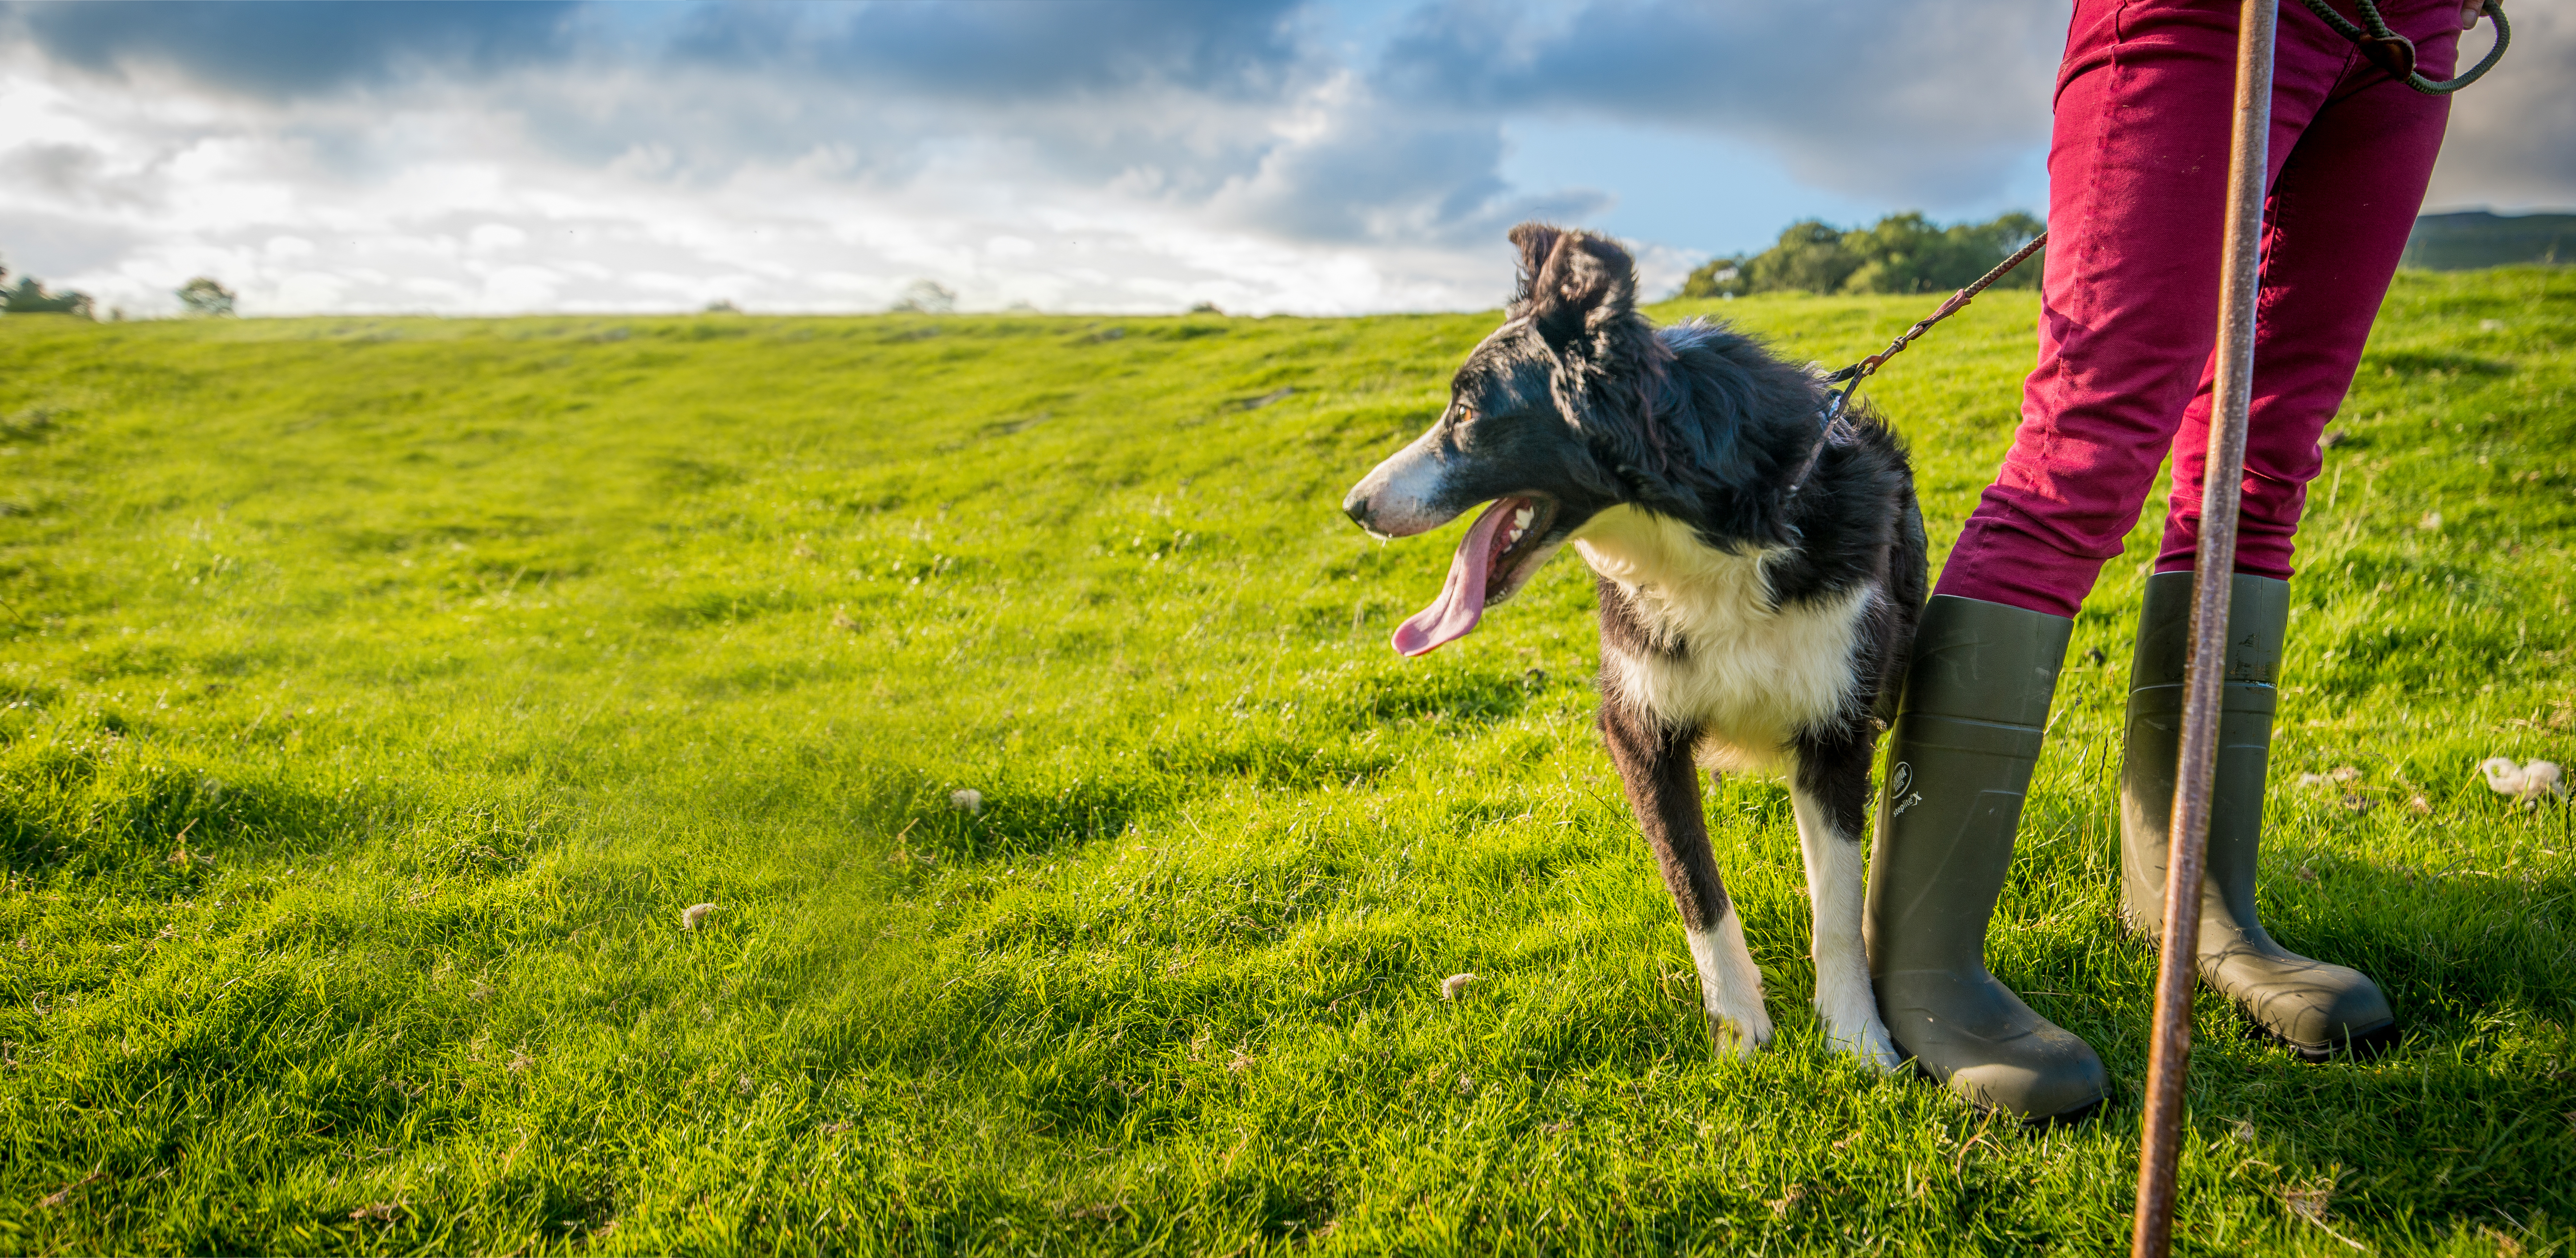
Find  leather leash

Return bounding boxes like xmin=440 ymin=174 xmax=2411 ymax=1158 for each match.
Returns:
xmin=1781 ymin=231 xmax=2050 ymax=498
xmin=1817 ymin=229 xmax=2051 ymax=429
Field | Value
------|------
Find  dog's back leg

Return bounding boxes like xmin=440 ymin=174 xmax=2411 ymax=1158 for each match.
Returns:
xmin=1599 ymin=702 xmax=1771 ymax=1055
xmin=1791 ymin=731 xmax=1902 ymax=1070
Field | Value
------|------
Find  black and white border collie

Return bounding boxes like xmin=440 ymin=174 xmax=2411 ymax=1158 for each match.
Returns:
xmin=1342 ymin=224 xmax=1926 ymax=1068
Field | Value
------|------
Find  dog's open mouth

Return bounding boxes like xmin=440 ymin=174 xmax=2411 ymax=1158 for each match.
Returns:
xmin=1391 ymin=495 xmax=1560 ymax=656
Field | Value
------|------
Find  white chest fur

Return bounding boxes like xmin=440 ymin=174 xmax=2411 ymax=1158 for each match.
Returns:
xmin=1574 ymin=505 xmax=1873 ymax=772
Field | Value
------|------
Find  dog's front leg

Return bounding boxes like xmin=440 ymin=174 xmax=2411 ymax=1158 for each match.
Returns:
xmin=1790 ymin=732 xmax=1901 ymax=1070
xmin=1598 ymin=701 xmax=1771 ymax=1056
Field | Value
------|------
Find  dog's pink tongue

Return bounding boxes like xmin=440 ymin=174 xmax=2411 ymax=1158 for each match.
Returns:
xmin=1391 ymin=499 xmax=1516 ymax=656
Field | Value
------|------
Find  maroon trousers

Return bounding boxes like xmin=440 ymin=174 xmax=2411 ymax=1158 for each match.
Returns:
xmin=1936 ymin=0 xmax=2461 ymax=617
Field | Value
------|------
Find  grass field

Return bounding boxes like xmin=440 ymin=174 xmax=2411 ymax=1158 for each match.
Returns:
xmin=1 ymin=268 xmax=2571 ymax=1255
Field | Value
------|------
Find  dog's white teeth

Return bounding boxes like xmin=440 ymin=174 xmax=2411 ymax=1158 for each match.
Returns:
xmin=1513 ymin=506 xmax=1534 ymax=531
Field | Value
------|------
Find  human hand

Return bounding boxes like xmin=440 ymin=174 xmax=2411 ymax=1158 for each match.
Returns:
xmin=2459 ymin=0 xmax=2484 ymax=29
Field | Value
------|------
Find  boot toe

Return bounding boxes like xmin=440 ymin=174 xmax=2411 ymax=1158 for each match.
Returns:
xmin=1892 ymin=1001 xmax=2109 ymax=1123
xmin=1942 ymin=1024 xmax=2109 ymax=1122
xmin=2212 ymin=950 xmax=2396 ymax=1058
xmin=2268 ymin=971 xmax=2391 ymax=1052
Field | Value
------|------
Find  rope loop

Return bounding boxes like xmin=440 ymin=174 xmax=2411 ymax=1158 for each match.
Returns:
xmin=2297 ymin=0 xmax=2509 ymax=95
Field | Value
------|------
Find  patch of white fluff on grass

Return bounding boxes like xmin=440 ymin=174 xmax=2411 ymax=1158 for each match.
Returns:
xmin=951 ymin=789 xmax=983 ymax=814
xmin=1440 ymin=973 xmax=1477 ymax=1001
xmin=681 ymin=903 xmax=716 ymax=931
xmin=2481 ymin=757 xmax=2565 ymax=805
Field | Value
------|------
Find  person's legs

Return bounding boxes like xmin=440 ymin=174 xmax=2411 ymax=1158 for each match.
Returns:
xmin=2123 ymin=0 xmax=2456 ymax=1059
xmin=1937 ymin=0 xmax=2352 ymax=614
xmin=1930 ymin=2 xmax=2228 ymax=615
xmin=1871 ymin=0 xmax=2336 ymax=1119
xmin=1873 ymin=0 xmax=2448 ymax=1110
xmin=2157 ymin=0 xmax=2459 ymax=575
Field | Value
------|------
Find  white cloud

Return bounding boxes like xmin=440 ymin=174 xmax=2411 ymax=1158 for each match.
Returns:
xmin=467 ymin=223 xmax=528 ymax=252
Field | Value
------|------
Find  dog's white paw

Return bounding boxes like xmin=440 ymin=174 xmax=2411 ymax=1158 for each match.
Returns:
xmin=1814 ymin=975 xmax=1900 ymax=1071
xmin=1825 ymin=1011 xmax=1902 ymax=1072
xmin=1708 ymin=1002 xmax=1775 ymax=1057
xmin=1688 ymin=912 xmax=1771 ymax=1057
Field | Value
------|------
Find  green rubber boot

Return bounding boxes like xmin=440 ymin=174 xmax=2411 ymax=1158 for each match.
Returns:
xmin=2121 ymin=571 xmax=2398 ymax=1061
xmin=1868 ymin=595 xmax=2108 ymax=1121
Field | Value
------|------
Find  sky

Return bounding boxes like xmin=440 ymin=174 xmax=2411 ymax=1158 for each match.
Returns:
xmin=0 ymin=0 xmax=2565 ymax=318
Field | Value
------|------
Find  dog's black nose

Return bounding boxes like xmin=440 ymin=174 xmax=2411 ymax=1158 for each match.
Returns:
xmin=1342 ymin=489 xmax=1373 ymax=530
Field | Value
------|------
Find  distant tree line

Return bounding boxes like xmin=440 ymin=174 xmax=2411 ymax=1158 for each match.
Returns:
xmin=1 ymin=259 xmax=94 ymax=318
xmin=1683 ymin=211 xmax=2045 ymax=298
xmin=0 ymin=257 xmax=238 ymax=320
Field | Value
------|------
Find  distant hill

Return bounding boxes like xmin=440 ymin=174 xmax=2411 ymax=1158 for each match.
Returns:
xmin=2404 ymin=211 xmax=2574 ymax=270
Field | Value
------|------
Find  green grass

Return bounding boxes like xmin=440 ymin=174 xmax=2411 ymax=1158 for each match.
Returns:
xmin=0 ymin=270 xmax=2570 ymax=1255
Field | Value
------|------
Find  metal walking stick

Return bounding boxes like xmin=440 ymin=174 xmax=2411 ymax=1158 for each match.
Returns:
xmin=2131 ymin=1 xmax=2276 ymax=1254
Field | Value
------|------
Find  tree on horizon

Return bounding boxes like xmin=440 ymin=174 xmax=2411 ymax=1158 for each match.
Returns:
xmin=1684 ymin=212 xmax=2046 ymax=299
xmin=0 ymin=257 xmax=97 ymax=318
xmin=178 ymin=277 xmax=238 ymax=318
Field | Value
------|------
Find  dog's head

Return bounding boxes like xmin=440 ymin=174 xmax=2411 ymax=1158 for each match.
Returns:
xmin=1341 ymin=223 xmax=1674 ymax=656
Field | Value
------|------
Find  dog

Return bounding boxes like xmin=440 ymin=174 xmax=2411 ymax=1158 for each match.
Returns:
xmin=1340 ymin=224 xmax=1925 ymax=1067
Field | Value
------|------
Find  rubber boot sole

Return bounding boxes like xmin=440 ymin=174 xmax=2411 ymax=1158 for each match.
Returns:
xmin=2115 ymin=903 xmax=2398 ymax=1062
xmin=2262 ymin=1017 xmax=2400 ymax=1063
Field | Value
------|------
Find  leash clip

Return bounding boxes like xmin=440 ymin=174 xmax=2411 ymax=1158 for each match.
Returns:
xmin=2358 ymin=30 xmax=2416 ymax=79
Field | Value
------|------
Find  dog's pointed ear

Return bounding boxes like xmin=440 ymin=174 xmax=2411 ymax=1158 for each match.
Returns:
xmin=1511 ymin=224 xmax=1637 ymax=351
xmin=1507 ymin=222 xmax=1562 ymax=313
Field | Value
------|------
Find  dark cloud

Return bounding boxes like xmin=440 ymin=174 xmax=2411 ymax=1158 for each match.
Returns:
xmin=1215 ymin=102 xmax=1606 ymax=245
xmin=0 ymin=209 xmax=140 ymax=281
xmin=4 ymin=1 xmax=1330 ymax=210
xmin=2429 ymin=4 xmax=2576 ymax=208
xmin=667 ymin=1 xmax=1310 ymax=102
xmin=1374 ymin=0 xmax=2061 ymax=203
xmin=11 ymin=1 xmax=582 ymax=97
xmin=602 ymin=2 xmax=1319 ymax=193
xmin=0 ymin=0 xmax=2058 ymax=237
xmin=7 ymin=1 xmax=1310 ymax=104
xmin=1 ymin=143 xmax=121 ymax=203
